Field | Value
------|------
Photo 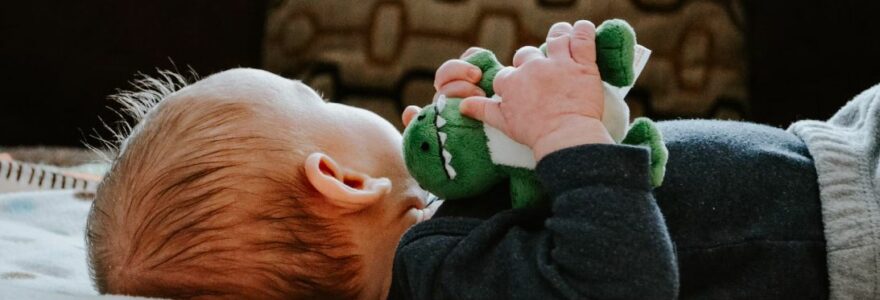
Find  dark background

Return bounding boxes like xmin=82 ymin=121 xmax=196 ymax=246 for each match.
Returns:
xmin=746 ymin=1 xmax=880 ymax=126
xmin=1 ymin=1 xmax=268 ymax=146
xmin=1 ymin=0 xmax=879 ymax=147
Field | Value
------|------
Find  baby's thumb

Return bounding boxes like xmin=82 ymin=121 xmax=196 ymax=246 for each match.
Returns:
xmin=460 ymin=96 xmax=507 ymax=129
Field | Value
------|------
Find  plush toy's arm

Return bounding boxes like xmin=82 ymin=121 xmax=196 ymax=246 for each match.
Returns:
xmin=595 ymin=19 xmax=637 ymax=87
xmin=621 ymin=117 xmax=668 ymax=187
xmin=463 ymin=50 xmax=504 ymax=97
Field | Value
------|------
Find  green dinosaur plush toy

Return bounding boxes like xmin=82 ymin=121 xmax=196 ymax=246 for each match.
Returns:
xmin=402 ymin=19 xmax=668 ymax=209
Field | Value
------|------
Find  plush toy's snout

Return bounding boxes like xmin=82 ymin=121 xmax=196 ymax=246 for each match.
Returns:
xmin=402 ymin=98 xmax=504 ymax=200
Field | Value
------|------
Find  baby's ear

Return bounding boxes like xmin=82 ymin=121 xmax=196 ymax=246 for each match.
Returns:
xmin=304 ymin=153 xmax=391 ymax=212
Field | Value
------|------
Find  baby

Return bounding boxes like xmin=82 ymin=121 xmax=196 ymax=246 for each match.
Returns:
xmin=85 ymin=65 xmax=436 ymax=298
xmin=87 ymin=20 xmax=880 ymax=299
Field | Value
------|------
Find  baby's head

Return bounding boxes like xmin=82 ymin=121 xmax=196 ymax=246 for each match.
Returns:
xmin=87 ymin=68 xmax=435 ymax=299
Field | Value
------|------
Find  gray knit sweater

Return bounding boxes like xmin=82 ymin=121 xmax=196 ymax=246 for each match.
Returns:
xmin=789 ymin=83 xmax=880 ymax=299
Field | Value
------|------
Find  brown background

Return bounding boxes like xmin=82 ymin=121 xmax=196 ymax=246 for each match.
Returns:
xmin=1 ymin=0 xmax=879 ymax=147
xmin=264 ymin=0 xmax=750 ymax=130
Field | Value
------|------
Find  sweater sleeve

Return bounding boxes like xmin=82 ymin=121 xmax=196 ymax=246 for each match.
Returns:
xmin=389 ymin=144 xmax=678 ymax=300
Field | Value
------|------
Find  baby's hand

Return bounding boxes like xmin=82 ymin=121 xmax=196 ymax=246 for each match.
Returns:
xmin=460 ymin=21 xmax=613 ymax=160
xmin=433 ymin=47 xmax=487 ymax=101
xmin=402 ymin=48 xmax=487 ymax=127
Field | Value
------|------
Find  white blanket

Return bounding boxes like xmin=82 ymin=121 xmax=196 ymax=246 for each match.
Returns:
xmin=0 ymin=190 xmax=150 ymax=299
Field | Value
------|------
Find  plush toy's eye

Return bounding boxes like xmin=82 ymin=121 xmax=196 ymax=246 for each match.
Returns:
xmin=420 ymin=141 xmax=430 ymax=152
xmin=417 ymin=114 xmax=426 ymax=121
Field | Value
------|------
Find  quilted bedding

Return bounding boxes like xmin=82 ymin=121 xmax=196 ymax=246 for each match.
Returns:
xmin=0 ymin=190 xmax=150 ymax=299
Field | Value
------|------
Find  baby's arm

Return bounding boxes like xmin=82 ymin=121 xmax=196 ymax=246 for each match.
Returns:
xmin=390 ymin=21 xmax=677 ymax=299
xmin=390 ymin=143 xmax=677 ymax=299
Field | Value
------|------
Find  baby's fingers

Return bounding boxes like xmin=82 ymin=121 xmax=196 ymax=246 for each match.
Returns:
xmin=460 ymin=47 xmax=486 ymax=59
xmin=460 ymin=96 xmax=507 ymax=131
xmin=402 ymin=106 xmax=421 ymax=127
xmin=513 ymin=46 xmax=544 ymax=67
xmin=436 ymin=81 xmax=485 ymax=101
xmin=434 ymin=59 xmax=481 ymax=90
xmin=546 ymin=22 xmax=573 ymax=61
xmin=570 ymin=20 xmax=597 ymax=65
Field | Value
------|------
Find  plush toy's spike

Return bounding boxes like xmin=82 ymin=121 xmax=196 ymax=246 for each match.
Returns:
xmin=621 ymin=117 xmax=668 ymax=187
xmin=462 ymin=50 xmax=504 ymax=96
xmin=596 ymin=19 xmax=637 ymax=87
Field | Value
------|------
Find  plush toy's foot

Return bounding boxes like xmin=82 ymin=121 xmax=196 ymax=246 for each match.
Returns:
xmin=596 ymin=19 xmax=636 ymax=87
xmin=622 ymin=117 xmax=668 ymax=187
xmin=507 ymin=168 xmax=544 ymax=209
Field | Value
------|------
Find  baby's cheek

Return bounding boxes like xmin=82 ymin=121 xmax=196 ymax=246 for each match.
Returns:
xmin=380 ymin=149 xmax=409 ymax=180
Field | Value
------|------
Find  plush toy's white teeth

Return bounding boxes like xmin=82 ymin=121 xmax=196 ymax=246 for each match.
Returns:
xmin=437 ymin=130 xmax=456 ymax=179
xmin=437 ymin=131 xmax=457 ymax=179
xmin=441 ymin=149 xmax=456 ymax=179
xmin=433 ymin=96 xmax=457 ymax=179
xmin=436 ymin=116 xmax=447 ymax=128
xmin=436 ymin=95 xmax=447 ymax=112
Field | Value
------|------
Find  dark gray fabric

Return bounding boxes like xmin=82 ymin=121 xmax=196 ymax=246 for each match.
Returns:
xmin=389 ymin=120 xmax=828 ymax=299
xmin=389 ymin=144 xmax=677 ymax=300
xmin=655 ymin=120 xmax=827 ymax=299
